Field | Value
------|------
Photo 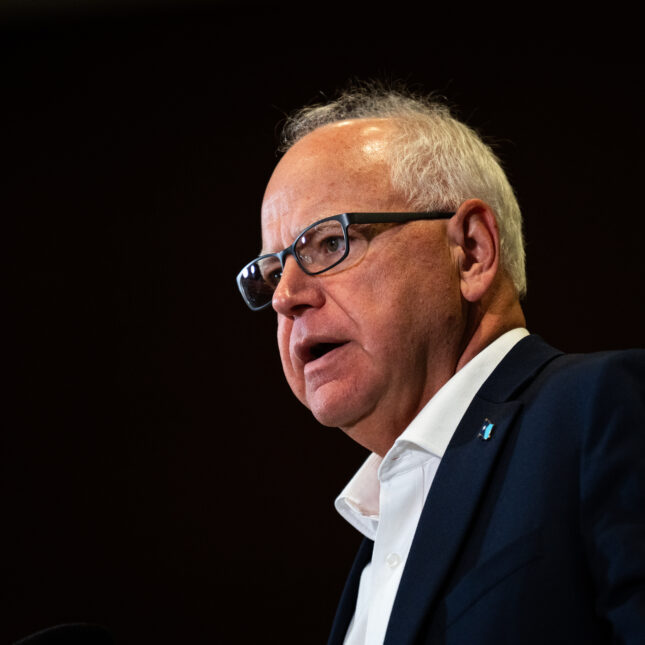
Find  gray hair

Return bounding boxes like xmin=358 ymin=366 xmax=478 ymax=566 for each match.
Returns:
xmin=279 ymin=84 xmax=527 ymax=297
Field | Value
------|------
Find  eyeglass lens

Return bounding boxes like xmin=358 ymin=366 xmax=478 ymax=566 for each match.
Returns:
xmin=295 ymin=219 xmax=348 ymax=271
xmin=239 ymin=218 xmax=361 ymax=309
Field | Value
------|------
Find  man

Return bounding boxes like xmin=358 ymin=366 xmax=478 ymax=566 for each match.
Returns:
xmin=236 ymin=85 xmax=645 ymax=644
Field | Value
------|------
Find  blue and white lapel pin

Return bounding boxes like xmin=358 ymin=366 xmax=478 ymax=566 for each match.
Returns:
xmin=478 ymin=418 xmax=495 ymax=441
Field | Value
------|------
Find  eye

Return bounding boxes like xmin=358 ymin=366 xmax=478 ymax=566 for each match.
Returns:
xmin=265 ymin=267 xmax=282 ymax=287
xmin=322 ymin=235 xmax=344 ymax=254
xmin=258 ymin=258 xmax=283 ymax=287
xmin=296 ymin=221 xmax=346 ymax=268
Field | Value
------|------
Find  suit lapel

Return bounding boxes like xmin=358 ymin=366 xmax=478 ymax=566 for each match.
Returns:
xmin=384 ymin=397 xmax=522 ymax=644
xmin=384 ymin=335 xmax=562 ymax=644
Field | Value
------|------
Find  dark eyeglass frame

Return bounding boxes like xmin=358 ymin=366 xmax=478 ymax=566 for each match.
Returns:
xmin=236 ymin=211 xmax=455 ymax=311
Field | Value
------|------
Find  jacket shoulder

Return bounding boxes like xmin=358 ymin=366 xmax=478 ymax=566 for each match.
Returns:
xmin=487 ymin=335 xmax=645 ymax=403
xmin=530 ymin=345 xmax=645 ymax=398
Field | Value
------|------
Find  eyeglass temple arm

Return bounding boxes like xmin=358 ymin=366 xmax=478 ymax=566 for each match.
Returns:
xmin=345 ymin=211 xmax=455 ymax=225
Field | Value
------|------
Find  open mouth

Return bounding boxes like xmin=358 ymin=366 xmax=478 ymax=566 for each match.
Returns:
xmin=309 ymin=342 xmax=347 ymax=360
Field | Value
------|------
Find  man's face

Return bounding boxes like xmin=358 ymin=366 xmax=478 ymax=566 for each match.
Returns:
xmin=261 ymin=119 xmax=465 ymax=451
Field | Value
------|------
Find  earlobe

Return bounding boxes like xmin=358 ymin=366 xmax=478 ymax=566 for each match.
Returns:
xmin=448 ymin=199 xmax=500 ymax=303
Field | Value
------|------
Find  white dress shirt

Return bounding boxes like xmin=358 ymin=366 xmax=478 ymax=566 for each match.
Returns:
xmin=335 ymin=328 xmax=529 ymax=645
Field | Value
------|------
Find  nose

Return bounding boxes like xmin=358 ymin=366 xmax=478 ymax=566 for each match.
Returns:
xmin=272 ymin=255 xmax=325 ymax=317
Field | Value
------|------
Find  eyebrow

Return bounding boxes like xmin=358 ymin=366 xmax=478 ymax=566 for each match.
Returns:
xmin=259 ymin=217 xmax=319 ymax=257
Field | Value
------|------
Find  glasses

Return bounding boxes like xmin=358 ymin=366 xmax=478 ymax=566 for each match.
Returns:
xmin=236 ymin=211 xmax=455 ymax=311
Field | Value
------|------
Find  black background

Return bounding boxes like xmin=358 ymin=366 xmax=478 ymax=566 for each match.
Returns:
xmin=3 ymin=3 xmax=644 ymax=643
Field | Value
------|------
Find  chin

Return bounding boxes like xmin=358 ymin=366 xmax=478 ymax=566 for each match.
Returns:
xmin=306 ymin=381 xmax=377 ymax=430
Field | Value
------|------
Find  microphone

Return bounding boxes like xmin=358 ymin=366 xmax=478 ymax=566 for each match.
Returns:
xmin=11 ymin=624 xmax=113 ymax=645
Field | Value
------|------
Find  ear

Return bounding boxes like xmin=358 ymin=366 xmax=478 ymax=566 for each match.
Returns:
xmin=447 ymin=199 xmax=500 ymax=303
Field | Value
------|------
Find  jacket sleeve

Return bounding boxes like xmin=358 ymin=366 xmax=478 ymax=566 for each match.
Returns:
xmin=579 ymin=350 xmax=645 ymax=644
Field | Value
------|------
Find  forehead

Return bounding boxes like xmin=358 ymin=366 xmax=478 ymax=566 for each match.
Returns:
xmin=261 ymin=119 xmax=406 ymax=250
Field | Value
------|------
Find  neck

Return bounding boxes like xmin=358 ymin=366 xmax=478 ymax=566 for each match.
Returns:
xmin=341 ymin=282 xmax=525 ymax=457
xmin=456 ymin=282 xmax=526 ymax=372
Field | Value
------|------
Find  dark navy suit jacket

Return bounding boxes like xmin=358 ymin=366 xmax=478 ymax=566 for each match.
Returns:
xmin=328 ymin=335 xmax=645 ymax=645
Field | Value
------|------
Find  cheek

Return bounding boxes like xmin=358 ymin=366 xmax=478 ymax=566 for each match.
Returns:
xmin=276 ymin=318 xmax=292 ymax=375
xmin=352 ymin=254 xmax=460 ymax=361
xmin=276 ymin=318 xmax=307 ymax=404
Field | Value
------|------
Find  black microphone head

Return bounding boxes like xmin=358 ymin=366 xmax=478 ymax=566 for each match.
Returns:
xmin=12 ymin=624 xmax=113 ymax=645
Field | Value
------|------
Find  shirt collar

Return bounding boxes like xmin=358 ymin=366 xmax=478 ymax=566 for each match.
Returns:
xmin=335 ymin=328 xmax=529 ymax=534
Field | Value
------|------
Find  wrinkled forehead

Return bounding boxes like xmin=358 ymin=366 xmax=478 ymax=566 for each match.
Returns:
xmin=260 ymin=119 xmax=401 ymax=249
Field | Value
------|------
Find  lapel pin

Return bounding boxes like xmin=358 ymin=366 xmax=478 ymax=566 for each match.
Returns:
xmin=478 ymin=418 xmax=495 ymax=441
